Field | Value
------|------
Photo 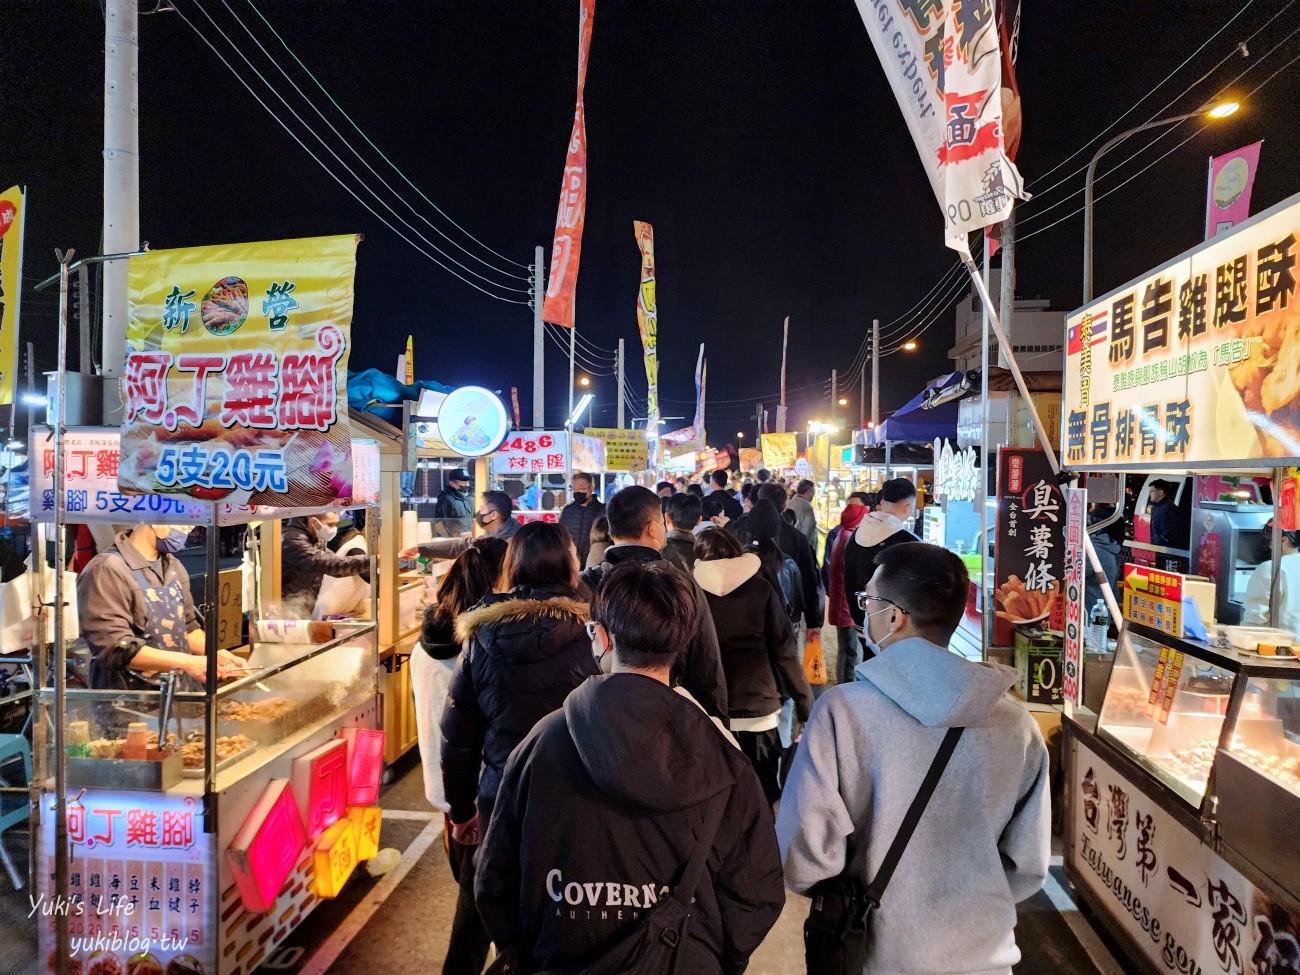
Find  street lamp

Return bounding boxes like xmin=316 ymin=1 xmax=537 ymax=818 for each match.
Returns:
xmin=1083 ymin=98 xmax=1240 ymax=301
xmin=736 ymin=431 xmax=745 ymax=440
xmin=902 ymin=339 xmax=919 ymax=351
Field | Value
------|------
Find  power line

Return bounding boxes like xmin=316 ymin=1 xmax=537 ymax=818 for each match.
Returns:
xmin=188 ymin=0 xmax=530 ymax=294
xmin=217 ymin=0 xmax=526 ymax=286
xmin=171 ymin=2 xmax=528 ymax=304
xmin=240 ymin=0 xmax=531 ymax=271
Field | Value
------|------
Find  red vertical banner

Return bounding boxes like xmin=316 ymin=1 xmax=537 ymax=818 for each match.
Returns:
xmin=543 ymin=0 xmax=597 ymax=329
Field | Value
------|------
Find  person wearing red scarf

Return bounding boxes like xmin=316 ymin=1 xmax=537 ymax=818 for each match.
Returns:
xmin=826 ymin=495 xmax=870 ymax=683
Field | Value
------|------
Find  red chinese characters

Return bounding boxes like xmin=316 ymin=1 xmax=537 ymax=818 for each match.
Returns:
xmin=124 ymin=352 xmax=173 ymax=424
xmin=280 ymin=324 xmax=345 ymax=431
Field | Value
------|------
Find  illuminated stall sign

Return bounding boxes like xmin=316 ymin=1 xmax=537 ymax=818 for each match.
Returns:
xmin=994 ymin=449 xmax=1066 ymax=644
xmin=31 ymin=428 xmax=380 ymax=524
xmin=436 ymin=385 xmax=510 ymax=458
xmin=291 ymin=739 xmax=349 ymax=840
xmin=490 ymin=431 xmax=569 ymax=475
xmin=1064 ymin=191 xmax=1300 ymax=468
xmin=759 ymin=433 xmax=797 ymax=471
xmin=39 ymin=792 xmax=216 ymax=974
xmin=1071 ymin=741 xmax=1283 ymax=975
xmin=226 ymin=779 xmax=306 ymax=914
xmin=340 ymin=727 xmax=385 ymax=806
xmin=347 ymin=805 xmax=382 ymax=862
xmin=1122 ymin=564 xmax=1185 ymax=639
xmin=311 ymin=818 xmax=359 ymax=899
xmin=932 ymin=438 xmax=979 ymax=503
xmin=121 ymin=235 xmax=360 ymax=508
xmin=1063 ymin=488 xmax=1087 ymax=704
xmin=584 ymin=428 xmax=648 ymax=471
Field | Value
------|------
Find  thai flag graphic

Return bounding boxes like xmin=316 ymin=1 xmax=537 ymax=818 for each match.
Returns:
xmin=1067 ymin=309 xmax=1109 ymax=355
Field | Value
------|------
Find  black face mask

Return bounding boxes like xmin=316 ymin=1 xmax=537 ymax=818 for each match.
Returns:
xmin=573 ymin=492 xmax=589 ymax=504
xmin=475 ymin=512 xmax=495 ymax=528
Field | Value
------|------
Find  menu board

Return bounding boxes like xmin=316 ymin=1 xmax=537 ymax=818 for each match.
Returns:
xmin=993 ymin=449 xmax=1066 ymax=644
xmin=584 ymin=428 xmax=648 ymax=472
xmin=1122 ymin=563 xmax=1185 ymax=638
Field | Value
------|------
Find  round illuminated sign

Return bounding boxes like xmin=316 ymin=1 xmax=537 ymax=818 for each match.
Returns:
xmin=436 ymin=386 xmax=510 ymax=457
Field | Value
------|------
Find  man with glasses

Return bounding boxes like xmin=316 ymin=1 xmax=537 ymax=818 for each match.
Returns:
xmin=777 ymin=542 xmax=1050 ymax=974
xmin=401 ymin=490 xmax=520 ymax=561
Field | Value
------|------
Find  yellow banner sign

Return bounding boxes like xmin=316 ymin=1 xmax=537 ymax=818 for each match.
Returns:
xmin=760 ymin=432 xmax=797 ymax=471
xmin=583 ymin=427 xmax=648 ymax=471
xmin=121 ymin=235 xmax=359 ymax=508
xmin=0 ymin=186 xmax=24 ymax=411
xmin=634 ymin=221 xmax=659 ymax=433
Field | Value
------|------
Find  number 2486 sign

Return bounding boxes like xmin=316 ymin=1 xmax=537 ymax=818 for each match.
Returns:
xmin=490 ymin=431 xmax=569 ymax=475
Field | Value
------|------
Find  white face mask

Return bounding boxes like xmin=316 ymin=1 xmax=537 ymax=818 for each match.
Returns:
xmin=313 ymin=521 xmax=338 ymax=544
xmin=863 ymin=605 xmax=898 ymax=657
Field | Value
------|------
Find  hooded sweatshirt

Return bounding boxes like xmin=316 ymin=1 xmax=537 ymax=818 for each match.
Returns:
xmin=475 ymin=674 xmax=785 ymax=975
xmin=694 ymin=554 xmax=813 ymax=723
xmin=843 ymin=511 xmax=918 ymax=629
xmin=776 ymin=637 xmax=1050 ymax=975
xmin=441 ymin=584 xmax=599 ymax=824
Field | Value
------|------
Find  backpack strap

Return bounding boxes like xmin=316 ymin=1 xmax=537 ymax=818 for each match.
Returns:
xmin=864 ymin=726 xmax=964 ymax=909
xmin=671 ymin=785 xmax=732 ymax=909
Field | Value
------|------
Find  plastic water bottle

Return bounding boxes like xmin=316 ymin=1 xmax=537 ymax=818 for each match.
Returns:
xmin=1088 ymin=598 xmax=1109 ymax=654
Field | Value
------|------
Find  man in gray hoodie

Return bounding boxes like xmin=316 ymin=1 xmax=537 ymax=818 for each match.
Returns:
xmin=777 ymin=542 xmax=1050 ymax=975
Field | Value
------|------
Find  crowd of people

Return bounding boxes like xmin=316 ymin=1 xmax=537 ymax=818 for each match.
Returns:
xmin=409 ymin=471 xmax=1050 ymax=975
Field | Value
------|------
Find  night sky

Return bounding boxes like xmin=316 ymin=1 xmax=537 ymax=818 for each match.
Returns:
xmin=6 ymin=1 xmax=1300 ymax=437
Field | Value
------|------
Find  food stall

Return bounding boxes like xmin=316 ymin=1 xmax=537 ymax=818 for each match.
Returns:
xmin=30 ymin=235 xmax=393 ymax=975
xmin=1059 ymin=193 xmax=1300 ymax=974
xmin=359 ymin=384 xmax=510 ymax=765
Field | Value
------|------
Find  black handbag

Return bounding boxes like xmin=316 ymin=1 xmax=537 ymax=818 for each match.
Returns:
xmin=488 ymin=786 xmax=732 ymax=975
xmin=803 ymin=726 xmax=964 ymax=975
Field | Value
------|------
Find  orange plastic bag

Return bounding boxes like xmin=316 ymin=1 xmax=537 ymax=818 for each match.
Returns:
xmin=803 ymin=630 xmax=827 ymax=686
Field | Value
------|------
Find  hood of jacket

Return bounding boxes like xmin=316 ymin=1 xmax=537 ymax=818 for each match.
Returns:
xmin=601 ymin=543 xmax=663 ymax=567
xmin=854 ymin=636 xmax=1016 ymax=727
xmin=454 ymin=586 xmax=589 ymax=664
xmin=693 ymin=553 xmax=761 ymax=597
xmin=854 ymin=510 xmax=909 ymax=547
xmin=564 ymin=674 xmax=736 ymax=813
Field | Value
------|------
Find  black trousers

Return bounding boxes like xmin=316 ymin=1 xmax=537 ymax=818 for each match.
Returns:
xmin=735 ymin=727 xmax=784 ymax=807
xmin=443 ymin=816 xmax=491 ymax=975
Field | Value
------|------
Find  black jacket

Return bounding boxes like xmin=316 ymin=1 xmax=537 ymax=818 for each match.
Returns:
xmin=441 ymin=585 xmax=599 ymax=824
xmin=843 ymin=514 xmax=919 ymax=629
xmin=280 ymin=518 xmax=370 ymax=607
xmin=559 ymin=498 xmax=606 ymax=566
xmin=662 ymin=529 xmax=698 ymax=573
xmin=420 ymin=609 xmax=460 ymax=660
xmin=711 ymin=489 xmax=744 ymax=523
xmin=730 ymin=516 xmax=824 ymax=629
xmin=694 ymin=556 xmax=814 ymax=722
xmin=434 ymin=486 xmax=474 ymax=521
xmin=581 ymin=545 xmax=728 ymax=719
xmin=476 ymin=674 xmax=785 ymax=975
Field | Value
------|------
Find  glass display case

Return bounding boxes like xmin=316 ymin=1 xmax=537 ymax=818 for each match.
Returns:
xmin=1097 ymin=626 xmax=1236 ymax=807
xmin=397 ymin=575 xmax=430 ymax=636
xmin=1223 ymin=674 xmax=1300 ymax=795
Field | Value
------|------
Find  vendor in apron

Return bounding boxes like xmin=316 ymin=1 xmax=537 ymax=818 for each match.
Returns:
xmin=76 ymin=524 xmax=248 ymax=690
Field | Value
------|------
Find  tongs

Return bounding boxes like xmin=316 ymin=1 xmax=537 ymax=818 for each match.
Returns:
xmin=157 ymin=672 xmax=179 ymax=750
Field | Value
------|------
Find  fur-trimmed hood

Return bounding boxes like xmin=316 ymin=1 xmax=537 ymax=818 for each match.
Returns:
xmin=454 ymin=587 xmax=590 ymax=665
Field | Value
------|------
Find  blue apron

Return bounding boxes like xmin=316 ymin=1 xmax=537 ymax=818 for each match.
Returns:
xmin=89 ymin=551 xmax=191 ymax=691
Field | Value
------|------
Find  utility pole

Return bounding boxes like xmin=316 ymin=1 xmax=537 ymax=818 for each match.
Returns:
xmin=102 ymin=0 xmax=139 ymax=381
xmin=78 ymin=267 xmax=91 ymax=374
xmin=999 ymin=215 xmax=1017 ymax=443
xmin=532 ymin=245 xmax=545 ymax=429
xmin=859 ymin=357 xmax=866 ymax=429
xmin=777 ymin=316 xmax=789 ymax=433
xmin=871 ymin=318 xmax=880 ymax=429
xmin=755 ymin=402 xmax=763 ymax=443
xmin=830 ymin=368 xmax=837 ymax=422
xmin=567 ymin=325 xmax=576 ymax=429
xmin=616 ymin=337 xmax=625 ymax=429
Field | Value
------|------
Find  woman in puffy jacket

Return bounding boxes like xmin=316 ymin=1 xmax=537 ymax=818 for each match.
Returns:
xmin=693 ymin=527 xmax=813 ymax=805
xmin=439 ymin=521 xmax=598 ymax=972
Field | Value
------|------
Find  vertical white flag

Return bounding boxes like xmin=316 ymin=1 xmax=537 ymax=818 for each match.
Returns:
xmin=853 ymin=0 xmax=1027 ymax=249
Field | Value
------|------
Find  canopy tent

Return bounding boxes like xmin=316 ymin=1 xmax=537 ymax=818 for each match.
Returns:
xmin=866 ymin=371 xmax=966 ymax=445
xmin=346 ymin=368 xmax=453 ymax=425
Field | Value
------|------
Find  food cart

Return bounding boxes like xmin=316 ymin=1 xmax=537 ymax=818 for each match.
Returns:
xmin=1059 ymin=191 xmax=1300 ymax=973
xmin=30 ymin=426 xmax=384 ymax=975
